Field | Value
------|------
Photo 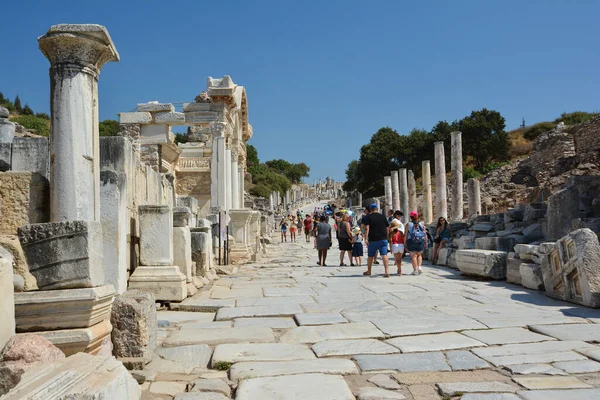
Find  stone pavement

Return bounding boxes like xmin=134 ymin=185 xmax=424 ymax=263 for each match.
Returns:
xmin=141 ymin=202 xmax=600 ymax=400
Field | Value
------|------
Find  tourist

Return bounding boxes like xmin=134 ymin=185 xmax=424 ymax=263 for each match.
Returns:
xmin=387 ymin=209 xmax=394 ymax=224
xmin=296 ymin=217 xmax=303 ymax=238
xmin=280 ymin=217 xmax=288 ymax=242
xmin=351 ymin=226 xmax=364 ymax=267
xmin=362 ymin=203 xmax=390 ymax=277
xmin=303 ymin=214 xmax=313 ymax=243
xmin=405 ymin=211 xmax=427 ymax=275
xmin=289 ymin=215 xmax=297 ymax=242
xmin=337 ymin=214 xmax=353 ymax=266
xmin=432 ymin=217 xmax=453 ymax=264
xmin=391 ymin=210 xmax=404 ymax=233
xmin=389 ymin=220 xmax=404 ymax=275
xmin=315 ymin=215 xmax=332 ymax=266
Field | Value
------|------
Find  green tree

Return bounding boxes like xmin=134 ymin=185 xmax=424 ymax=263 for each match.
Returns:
xmin=35 ymin=112 xmax=50 ymax=120
xmin=264 ymin=158 xmax=309 ymax=183
xmin=14 ymin=95 xmax=22 ymax=113
xmin=0 ymin=92 xmax=5 ymax=103
xmin=355 ymin=127 xmax=403 ymax=196
xmin=22 ymin=104 xmax=34 ymax=115
xmin=458 ymin=108 xmax=509 ymax=170
xmin=246 ymin=144 xmax=259 ymax=167
xmin=99 ymin=119 xmax=120 ymax=137
xmin=10 ymin=115 xmax=50 ymax=136
xmin=343 ymin=160 xmax=362 ymax=192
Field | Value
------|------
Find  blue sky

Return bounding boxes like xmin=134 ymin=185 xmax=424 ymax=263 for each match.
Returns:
xmin=1 ymin=0 xmax=598 ymax=182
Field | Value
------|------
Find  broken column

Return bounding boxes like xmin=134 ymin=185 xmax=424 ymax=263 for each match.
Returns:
xmin=399 ymin=169 xmax=409 ymax=223
xmin=434 ymin=141 xmax=448 ymax=219
xmin=128 ymin=205 xmax=186 ymax=301
xmin=191 ymin=219 xmax=214 ymax=278
xmin=467 ymin=178 xmax=482 ymax=217
xmin=228 ymin=209 xmax=252 ymax=263
xmin=391 ymin=171 xmax=400 ymax=211
xmin=422 ymin=160 xmax=433 ymax=224
xmin=384 ymin=176 xmax=393 ymax=216
xmin=173 ymin=207 xmax=195 ymax=296
xmin=451 ymin=131 xmax=463 ymax=220
xmin=0 ymin=106 xmax=15 ymax=172
xmin=408 ymin=170 xmax=417 ymax=214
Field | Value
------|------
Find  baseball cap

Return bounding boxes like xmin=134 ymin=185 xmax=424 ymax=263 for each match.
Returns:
xmin=370 ymin=203 xmax=378 ymax=210
xmin=410 ymin=210 xmax=418 ymax=217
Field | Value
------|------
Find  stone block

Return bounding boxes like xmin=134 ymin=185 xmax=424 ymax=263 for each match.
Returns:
xmin=540 ymin=228 xmax=600 ymax=307
xmin=235 ymin=373 xmax=354 ymax=400
xmin=191 ymin=231 xmax=213 ymax=276
xmin=10 ymin=137 xmax=49 ymax=178
xmin=572 ymin=218 xmax=600 ymax=239
xmin=0 ymin=235 xmax=37 ymax=291
xmin=182 ymin=102 xmax=211 ymax=112
xmin=138 ymin=102 xmax=174 ymax=112
xmin=456 ymin=249 xmax=507 ymax=279
xmin=139 ymin=205 xmax=173 ymax=266
xmin=14 ymin=285 xmax=115 ymax=332
xmin=505 ymin=210 xmax=524 ymax=223
xmin=119 ymin=111 xmax=152 ymax=124
xmin=520 ymin=263 xmax=545 ymax=291
xmin=111 ymin=290 xmax=157 ymax=365
xmin=507 ymin=254 xmax=522 ymax=285
xmin=1 ymin=352 xmax=141 ymax=400
xmin=0 ymin=142 xmax=11 ymax=171
xmin=173 ymin=207 xmax=192 ymax=227
xmin=38 ymin=319 xmax=113 ymax=356
xmin=0 ymin=118 xmax=15 ymax=144
xmin=0 ymin=172 xmax=49 ymax=235
xmin=523 ymin=223 xmax=544 ymax=242
xmin=140 ymin=124 xmax=169 ymax=144
xmin=173 ymin=227 xmax=193 ymax=283
xmin=547 ymin=186 xmax=580 ymax=241
xmin=475 ymin=236 xmax=519 ymax=252
xmin=128 ymin=266 xmax=186 ymax=302
xmin=185 ymin=111 xmax=220 ymax=124
xmin=18 ymin=221 xmax=104 ymax=290
xmin=523 ymin=203 xmax=547 ymax=222
xmin=154 ymin=112 xmax=185 ymax=125
xmin=0 ymin=258 xmax=15 ymax=351
xmin=437 ymin=247 xmax=455 ymax=267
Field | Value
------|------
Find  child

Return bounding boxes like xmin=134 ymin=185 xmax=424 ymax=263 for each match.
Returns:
xmin=351 ymin=226 xmax=364 ymax=267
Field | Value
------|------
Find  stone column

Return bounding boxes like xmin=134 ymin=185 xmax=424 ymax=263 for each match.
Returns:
xmin=358 ymin=192 xmax=363 ymax=208
xmin=269 ymin=193 xmax=274 ymax=211
xmin=422 ymin=160 xmax=433 ymax=224
xmin=173 ymin=207 xmax=195 ymax=296
xmin=467 ymin=178 xmax=482 ymax=218
xmin=408 ymin=170 xmax=418 ymax=213
xmin=231 ymin=150 xmax=240 ymax=209
xmin=434 ymin=141 xmax=448 ymax=219
xmin=229 ymin=209 xmax=252 ymax=263
xmin=451 ymin=131 xmax=464 ymax=220
xmin=391 ymin=170 xmax=400 ymax=211
xmin=399 ymin=169 xmax=409 ymax=223
xmin=0 ymin=106 xmax=15 ymax=143
xmin=210 ymin=134 xmax=227 ymax=210
xmin=238 ymin=165 xmax=245 ymax=208
xmin=384 ymin=176 xmax=393 ymax=216
xmin=39 ymin=24 xmax=119 ymax=222
xmin=0 ymin=256 xmax=15 ymax=351
xmin=225 ymin=147 xmax=232 ymax=211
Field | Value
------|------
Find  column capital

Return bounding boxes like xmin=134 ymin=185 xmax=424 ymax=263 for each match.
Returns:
xmin=39 ymin=24 xmax=119 ymax=76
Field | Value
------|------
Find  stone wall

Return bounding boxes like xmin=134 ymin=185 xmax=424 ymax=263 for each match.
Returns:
xmin=0 ymin=172 xmax=49 ymax=235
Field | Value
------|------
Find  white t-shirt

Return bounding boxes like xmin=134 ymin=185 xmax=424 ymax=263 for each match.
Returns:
xmin=391 ymin=218 xmax=405 ymax=234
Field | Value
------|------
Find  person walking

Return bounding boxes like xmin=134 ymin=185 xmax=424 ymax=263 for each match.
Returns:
xmin=432 ymin=216 xmax=453 ymax=264
xmin=280 ymin=217 xmax=288 ymax=242
xmin=316 ymin=215 xmax=332 ymax=266
xmin=337 ymin=214 xmax=353 ymax=266
xmin=289 ymin=216 xmax=297 ymax=242
xmin=351 ymin=226 xmax=364 ymax=267
xmin=303 ymin=214 xmax=313 ymax=243
xmin=363 ymin=203 xmax=390 ymax=277
xmin=388 ymin=220 xmax=404 ymax=275
xmin=405 ymin=211 xmax=427 ymax=275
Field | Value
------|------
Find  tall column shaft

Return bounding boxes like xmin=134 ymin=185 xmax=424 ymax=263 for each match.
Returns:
xmin=231 ymin=157 xmax=240 ymax=209
xmin=391 ymin=171 xmax=400 ymax=211
xmin=422 ymin=160 xmax=433 ymax=224
xmin=210 ymin=137 xmax=227 ymax=209
xmin=399 ymin=169 xmax=409 ymax=223
xmin=225 ymin=148 xmax=232 ymax=211
xmin=384 ymin=176 xmax=393 ymax=216
xmin=451 ymin=131 xmax=463 ymax=220
xmin=434 ymin=141 xmax=448 ymax=219
xmin=467 ymin=178 xmax=482 ymax=217
xmin=238 ymin=166 xmax=245 ymax=208
xmin=408 ymin=170 xmax=417 ymax=214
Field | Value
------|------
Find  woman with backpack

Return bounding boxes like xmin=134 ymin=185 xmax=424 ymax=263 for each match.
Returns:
xmin=405 ymin=210 xmax=428 ymax=275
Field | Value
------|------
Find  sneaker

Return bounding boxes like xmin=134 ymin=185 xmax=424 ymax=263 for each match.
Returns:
xmin=411 ymin=270 xmax=418 ymax=276
xmin=374 ymin=261 xmax=380 ymax=265
xmin=418 ymin=268 xmax=423 ymax=275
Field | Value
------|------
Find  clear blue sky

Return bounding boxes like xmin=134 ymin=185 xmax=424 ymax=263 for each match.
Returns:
xmin=1 ymin=0 xmax=598 ymax=183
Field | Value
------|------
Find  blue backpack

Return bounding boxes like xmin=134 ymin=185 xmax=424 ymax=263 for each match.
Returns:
xmin=408 ymin=222 xmax=426 ymax=244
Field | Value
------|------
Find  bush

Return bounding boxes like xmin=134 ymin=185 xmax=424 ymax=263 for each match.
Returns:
xmin=35 ymin=112 xmax=50 ymax=120
xmin=554 ymin=111 xmax=598 ymax=126
xmin=522 ymin=122 xmax=555 ymax=141
xmin=9 ymin=115 xmax=50 ymax=136
xmin=481 ymin=161 xmax=509 ymax=175
xmin=463 ymin=165 xmax=481 ymax=180
xmin=99 ymin=119 xmax=120 ymax=137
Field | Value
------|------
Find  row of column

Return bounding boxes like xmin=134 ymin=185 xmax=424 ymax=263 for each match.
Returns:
xmin=383 ymin=132 xmax=481 ymax=224
xmin=212 ymin=139 xmax=245 ymax=212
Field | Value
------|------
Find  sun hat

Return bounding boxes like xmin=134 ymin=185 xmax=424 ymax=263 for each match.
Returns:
xmin=410 ymin=210 xmax=418 ymax=217
xmin=352 ymin=226 xmax=361 ymax=234
xmin=390 ymin=220 xmax=401 ymax=229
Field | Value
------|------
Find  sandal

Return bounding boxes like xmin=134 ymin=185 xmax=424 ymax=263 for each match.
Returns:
xmin=362 ymin=271 xmax=371 ymax=276
xmin=384 ymin=274 xmax=390 ymax=278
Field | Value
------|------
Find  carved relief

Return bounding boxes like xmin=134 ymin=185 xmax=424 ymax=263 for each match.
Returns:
xmin=178 ymin=157 xmax=210 ymax=170
xmin=195 ymin=91 xmax=212 ymax=103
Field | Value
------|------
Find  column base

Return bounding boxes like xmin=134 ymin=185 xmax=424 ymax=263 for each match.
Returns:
xmin=128 ymin=266 xmax=186 ymax=301
xmin=37 ymin=319 xmax=112 ymax=357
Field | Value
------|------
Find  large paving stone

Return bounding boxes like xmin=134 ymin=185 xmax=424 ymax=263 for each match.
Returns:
xmin=436 ymin=381 xmax=517 ymax=396
xmin=386 ymin=332 xmax=486 ymax=353
xmin=518 ymin=388 xmax=600 ymax=400
xmin=504 ymin=364 xmax=566 ymax=375
xmin=235 ymin=373 xmax=354 ymax=400
xmin=353 ymin=352 xmax=451 ymax=372
xmin=215 ymin=304 xmax=303 ymax=320
xmin=312 ymin=339 xmax=399 ymax=357
xmin=162 ymin=327 xmax=274 ymax=347
xmin=211 ymin=343 xmax=315 ymax=366
xmin=372 ymin=315 xmax=486 ymax=336
xmin=155 ymin=344 xmax=212 ymax=369
xmin=446 ymin=350 xmax=490 ymax=370
xmin=233 ymin=317 xmax=297 ymax=328
xmin=229 ymin=358 xmax=359 ymax=380
xmin=367 ymin=374 xmax=402 ymax=390
xmin=189 ymin=378 xmax=230 ymax=395
xmin=461 ymin=395 xmax=521 ymax=400
xmin=294 ymin=313 xmax=348 ymax=326
xmin=236 ymin=295 xmax=314 ymax=306
xmin=302 ymin=300 xmax=395 ymax=314
xmin=264 ymin=287 xmax=316 ymax=296
xmin=530 ymin=323 xmax=600 ymax=342
xmin=156 ymin=311 xmax=215 ymax=324
xmin=210 ymin=287 xmax=263 ymax=299
xmin=171 ymin=298 xmax=235 ymax=312
xmin=356 ymin=387 xmax=406 ymax=400
xmin=280 ymin=322 xmax=384 ymax=343
xmin=512 ymin=376 xmax=591 ymax=390
xmin=472 ymin=340 xmax=594 ymax=367
xmin=553 ymin=360 xmax=600 ymax=373
xmin=462 ymin=328 xmax=555 ymax=345
xmin=175 ymin=393 xmax=229 ymax=400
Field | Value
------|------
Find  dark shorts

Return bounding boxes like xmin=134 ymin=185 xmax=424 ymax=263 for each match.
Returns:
xmin=338 ymin=237 xmax=353 ymax=251
xmin=352 ymin=242 xmax=364 ymax=257
xmin=368 ymin=240 xmax=389 ymax=257
xmin=406 ymin=239 xmax=425 ymax=253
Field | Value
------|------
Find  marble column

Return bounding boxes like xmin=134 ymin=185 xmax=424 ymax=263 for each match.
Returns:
xmin=225 ymin=147 xmax=232 ymax=211
xmin=384 ymin=176 xmax=393 ymax=216
xmin=391 ymin=170 xmax=400 ymax=211
xmin=358 ymin=192 xmax=363 ymax=208
xmin=467 ymin=178 xmax=482 ymax=217
xmin=451 ymin=131 xmax=463 ymax=220
xmin=238 ymin=165 xmax=245 ymax=208
xmin=399 ymin=169 xmax=409 ymax=223
xmin=422 ymin=160 xmax=433 ymax=224
xmin=269 ymin=193 xmax=274 ymax=211
xmin=231 ymin=151 xmax=240 ymax=209
xmin=408 ymin=170 xmax=418 ymax=214
xmin=210 ymin=135 xmax=227 ymax=210
xmin=434 ymin=141 xmax=448 ymax=219
xmin=39 ymin=24 xmax=119 ymax=222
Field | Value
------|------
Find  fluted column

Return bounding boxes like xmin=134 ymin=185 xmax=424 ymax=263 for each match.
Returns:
xmin=408 ymin=170 xmax=417 ymax=213
xmin=468 ymin=178 xmax=482 ymax=217
xmin=384 ymin=176 xmax=393 ymax=216
xmin=391 ymin=170 xmax=400 ymax=211
xmin=399 ymin=169 xmax=409 ymax=223
xmin=451 ymin=131 xmax=463 ymax=220
xmin=434 ymin=141 xmax=448 ymax=219
xmin=422 ymin=160 xmax=433 ymax=224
